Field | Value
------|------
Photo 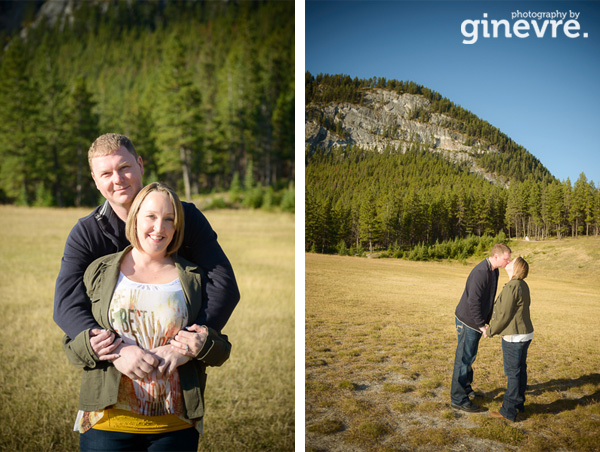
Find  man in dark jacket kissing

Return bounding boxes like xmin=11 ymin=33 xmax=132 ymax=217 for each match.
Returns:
xmin=450 ymin=243 xmax=511 ymax=413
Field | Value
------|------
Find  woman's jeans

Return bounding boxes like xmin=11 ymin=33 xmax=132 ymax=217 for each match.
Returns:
xmin=451 ymin=317 xmax=482 ymax=406
xmin=80 ymin=427 xmax=199 ymax=452
xmin=500 ymin=339 xmax=531 ymax=421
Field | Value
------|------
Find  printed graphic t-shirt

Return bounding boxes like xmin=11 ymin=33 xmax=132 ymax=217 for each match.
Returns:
xmin=75 ymin=273 xmax=190 ymax=433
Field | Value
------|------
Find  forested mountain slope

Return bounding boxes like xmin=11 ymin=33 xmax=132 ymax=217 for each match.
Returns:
xmin=306 ymin=72 xmax=552 ymax=185
xmin=305 ymin=73 xmax=600 ymax=256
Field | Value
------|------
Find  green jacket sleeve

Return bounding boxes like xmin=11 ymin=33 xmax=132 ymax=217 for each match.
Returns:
xmin=62 ymin=256 xmax=112 ymax=369
xmin=195 ymin=327 xmax=231 ymax=367
xmin=63 ymin=329 xmax=101 ymax=369
xmin=487 ymin=282 xmax=520 ymax=337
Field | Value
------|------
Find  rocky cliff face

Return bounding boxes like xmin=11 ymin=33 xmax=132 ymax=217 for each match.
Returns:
xmin=306 ymin=89 xmax=506 ymax=186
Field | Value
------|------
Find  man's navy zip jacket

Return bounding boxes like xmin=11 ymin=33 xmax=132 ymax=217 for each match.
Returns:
xmin=454 ymin=258 xmax=499 ymax=330
xmin=54 ymin=200 xmax=240 ymax=339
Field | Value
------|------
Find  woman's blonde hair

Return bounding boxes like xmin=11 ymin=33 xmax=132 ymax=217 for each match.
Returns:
xmin=125 ymin=182 xmax=184 ymax=256
xmin=511 ymin=256 xmax=529 ymax=280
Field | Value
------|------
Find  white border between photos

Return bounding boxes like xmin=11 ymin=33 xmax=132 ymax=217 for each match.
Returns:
xmin=295 ymin=0 xmax=306 ymax=450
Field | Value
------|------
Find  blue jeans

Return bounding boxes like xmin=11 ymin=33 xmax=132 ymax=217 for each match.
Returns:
xmin=500 ymin=339 xmax=531 ymax=421
xmin=451 ymin=317 xmax=482 ymax=406
xmin=80 ymin=427 xmax=199 ymax=452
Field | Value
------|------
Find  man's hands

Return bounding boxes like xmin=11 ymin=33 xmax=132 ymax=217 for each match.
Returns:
xmin=151 ymin=324 xmax=209 ymax=378
xmin=480 ymin=325 xmax=489 ymax=338
xmin=170 ymin=324 xmax=208 ymax=357
xmin=91 ymin=326 xmax=207 ymax=380
xmin=90 ymin=329 xmax=122 ymax=361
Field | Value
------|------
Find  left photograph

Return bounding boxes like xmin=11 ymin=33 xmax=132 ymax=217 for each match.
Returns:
xmin=0 ymin=1 xmax=295 ymax=451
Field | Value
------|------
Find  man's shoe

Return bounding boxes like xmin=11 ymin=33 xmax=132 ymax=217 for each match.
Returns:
xmin=468 ymin=390 xmax=485 ymax=399
xmin=451 ymin=402 xmax=485 ymax=413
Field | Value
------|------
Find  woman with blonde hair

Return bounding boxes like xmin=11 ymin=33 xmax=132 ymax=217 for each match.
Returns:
xmin=63 ymin=182 xmax=231 ymax=451
xmin=487 ymin=257 xmax=533 ymax=422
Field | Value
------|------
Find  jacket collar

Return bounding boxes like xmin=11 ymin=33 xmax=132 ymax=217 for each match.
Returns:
xmin=95 ymin=201 xmax=128 ymax=250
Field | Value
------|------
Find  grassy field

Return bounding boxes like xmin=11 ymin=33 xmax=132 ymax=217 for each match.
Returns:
xmin=306 ymin=238 xmax=600 ymax=452
xmin=0 ymin=205 xmax=294 ymax=452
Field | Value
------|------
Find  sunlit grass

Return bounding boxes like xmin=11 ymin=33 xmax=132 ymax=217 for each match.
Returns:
xmin=0 ymin=206 xmax=294 ymax=452
xmin=306 ymin=237 xmax=600 ymax=451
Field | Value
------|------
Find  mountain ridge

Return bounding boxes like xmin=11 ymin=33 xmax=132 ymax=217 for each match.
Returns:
xmin=305 ymin=72 xmax=554 ymax=186
xmin=306 ymin=88 xmax=508 ymax=186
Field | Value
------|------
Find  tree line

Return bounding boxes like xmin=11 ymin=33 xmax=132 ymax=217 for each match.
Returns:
xmin=0 ymin=0 xmax=294 ymax=207
xmin=305 ymin=146 xmax=600 ymax=256
xmin=305 ymin=71 xmax=552 ymax=184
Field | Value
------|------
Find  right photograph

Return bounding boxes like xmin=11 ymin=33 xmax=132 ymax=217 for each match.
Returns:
xmin=304 ymin=1 xmax=600 ymax=451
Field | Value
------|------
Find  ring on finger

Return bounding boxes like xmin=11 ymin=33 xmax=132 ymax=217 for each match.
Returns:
xmin=186 ymin=345 xmax=190 ymax=353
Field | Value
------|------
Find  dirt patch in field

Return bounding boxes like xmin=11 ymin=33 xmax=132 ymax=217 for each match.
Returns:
xmin=306 ymin=330 xmax=526 ymax=452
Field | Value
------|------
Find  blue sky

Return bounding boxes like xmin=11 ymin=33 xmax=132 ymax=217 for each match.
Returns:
xmin=305 ymin=0 xmax=600 ymax=186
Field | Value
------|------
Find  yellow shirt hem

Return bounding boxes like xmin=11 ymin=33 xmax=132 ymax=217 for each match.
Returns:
xmin=91 ymin=408 xmax=193 ymax=434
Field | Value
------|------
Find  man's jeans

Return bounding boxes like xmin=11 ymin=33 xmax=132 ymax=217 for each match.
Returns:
xmin=451 ymin=317 xmax=482 ymax=406
xmin=500 ymin=339 xmax=531 ymax=421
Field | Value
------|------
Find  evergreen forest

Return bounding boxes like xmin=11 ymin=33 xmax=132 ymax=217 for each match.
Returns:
xmin=0 ymin=0 xmax=294 ymax=208
xmin=305 ymin=74 xmax=600 ymax=258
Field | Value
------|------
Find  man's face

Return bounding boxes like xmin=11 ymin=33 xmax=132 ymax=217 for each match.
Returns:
xmin=495 ymin=252 xmax=512 ymax=269
xmin=91 ymin=146 xmax=144 ymax=211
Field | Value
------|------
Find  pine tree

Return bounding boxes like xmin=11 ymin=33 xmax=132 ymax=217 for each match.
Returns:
xmin=271 ymin=82 xmax=295 ymax=183
xmin=126 ymin=104 xmax=160 ymax=184
xmin=0 ymin=37 xmax=41 ymax=204
xmin=34 ymin=44 xmax=70 ymax=206
xmin=359 ymin=189 xmax=379 ymax=254
xmin=527 ymin=180 xmax=543 ymax=239
xmin=68 ymin=76 xmax=100 ymax=207
xmin=543 ymin=182 xmax=566 ymax=239
xmin=153 ymin=33 xmax=204 ymax=201
xmin=581 ymin=176 xmax=595 ymax=236
xmin=229 ymin=171 xmax=242 ymax=203
xmin=564 ymin=178 xmax=575 ymax=236
xmin=572 ymin=173 xmax=593 ymax=236
xmin=593 ymin=185 xmax=600 ymax=236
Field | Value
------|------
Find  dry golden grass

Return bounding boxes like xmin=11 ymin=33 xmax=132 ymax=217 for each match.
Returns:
xmin=0 ymin=205 xmax=294 ymax=452
xmin=306 ymin=237 xmax=600 ymax=452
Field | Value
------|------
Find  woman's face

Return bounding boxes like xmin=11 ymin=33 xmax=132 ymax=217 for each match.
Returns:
xmin=505 ymin=259 xmax=515 ymax=274
xmin=136 ymin=191 xmax=175 ymax=257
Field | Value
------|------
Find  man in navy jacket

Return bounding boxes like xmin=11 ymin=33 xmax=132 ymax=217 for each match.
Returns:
xmin=450 ymin=243 xmax=511 ymax=412
xmin=54 ymin=133 xmax=240 ymax=379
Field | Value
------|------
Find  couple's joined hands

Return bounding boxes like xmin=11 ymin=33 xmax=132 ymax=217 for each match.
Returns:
xmin=89 ymin=325 xmax=208 ymax=380
xmin=480 ymin=325 xmax=489 ymax=338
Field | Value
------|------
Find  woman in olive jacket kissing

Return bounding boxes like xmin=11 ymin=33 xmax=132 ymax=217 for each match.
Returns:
xmin=487 ymin=257 xmax=533 ymax=422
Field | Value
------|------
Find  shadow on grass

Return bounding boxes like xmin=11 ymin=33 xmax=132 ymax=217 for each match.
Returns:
xmin=526 ymin=373 xmax=600 ymax=396
xmin=489 ymin=373 xmax=600 ymax=416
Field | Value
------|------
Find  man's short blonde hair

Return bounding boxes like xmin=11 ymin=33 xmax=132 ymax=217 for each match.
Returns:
xmin=125 ymin=182 xmax=185 ymax=256
xmin=511 ymin=257 xmax=529 ymax=280
xmin=490 ymin=243 xmax=511 ymax=257
xmin=88 ymin=133 xmax=138 ymax=170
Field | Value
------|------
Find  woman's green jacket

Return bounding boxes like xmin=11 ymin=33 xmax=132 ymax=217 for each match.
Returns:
xmin=62 ymin=246 xmax=231 ymax=429
xmin=487 ymin=279 xmax=533 ymax=337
